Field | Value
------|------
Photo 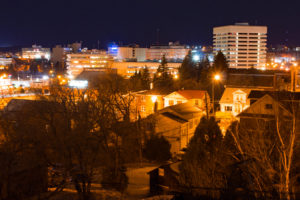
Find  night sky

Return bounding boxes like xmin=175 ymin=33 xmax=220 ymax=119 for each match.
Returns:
xmin=1 ymin=0 xmax=300 ymax=48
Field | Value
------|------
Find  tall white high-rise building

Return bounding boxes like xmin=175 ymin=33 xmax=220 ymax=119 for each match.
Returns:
xmin=213 ymin=23 xmax=267 ymax=69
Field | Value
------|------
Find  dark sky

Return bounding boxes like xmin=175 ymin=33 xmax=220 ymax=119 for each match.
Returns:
xmin=1 ymin=0 xmax=300 ymax=48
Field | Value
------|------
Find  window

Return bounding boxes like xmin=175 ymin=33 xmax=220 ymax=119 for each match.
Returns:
xmin=225 ymin=106 xmax=232 ymax=111
xmin=265 ymin=104 xmax=273 ymax=109
xmin=195 ymin=100 xmax=199 ymax=106
xmin=177 ymin=101 xmax=182 ymax=104
xmin=141 ymin=105 xmax=146 ymax=112
xmin=169 ymin=100 xmax=174 ymax=106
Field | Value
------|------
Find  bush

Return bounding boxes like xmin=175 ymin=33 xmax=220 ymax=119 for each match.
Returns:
xmin=143 ymin=135 xmax=171 ymax=162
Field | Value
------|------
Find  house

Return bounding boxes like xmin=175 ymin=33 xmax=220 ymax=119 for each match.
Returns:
xmin=150 ymin=102 xmax=205 ymax=155
xmin=163 ymin=90 xmax=210 ymax=109
xmin=148 ymin=161 xmax=180 ymax=195
xmin=237 ymin=91 xmax=300 ymax=134
xmin=132 ymin=90 xmax=166 ymax=119
xmin=219 ymin=87 xmax=269 ymax=117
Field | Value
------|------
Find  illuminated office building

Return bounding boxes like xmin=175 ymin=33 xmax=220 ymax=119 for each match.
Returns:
xmin=22 ymin=45 xmax=51 ymax=60
xmin=213 ymin=23 xmax=267 ymax=69
xmin=66 ymin=49 xmax=113 ymax=78
xmin=146 ymin=42 xmax=190 ymax=61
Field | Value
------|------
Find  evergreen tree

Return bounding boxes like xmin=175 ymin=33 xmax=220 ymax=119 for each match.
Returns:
xmin=179 ymin=117 xmax=230 ymax=198
xmin=143 ymin=134 xmax=171 ymax=163
xmin=213 ymin=51 xmax=228 ymax=72
xmin=178 ymin=50 xmax=196 ymax=81
xmin=129 ymin=70 xmax=143 ymax=91
xmin=153 ymin=55 xmax=174 ymax=93
xmin=140 ymin=66 xmax=151 ymax=90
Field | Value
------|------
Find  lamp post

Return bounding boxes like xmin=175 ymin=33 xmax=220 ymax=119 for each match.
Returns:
xmin=212 ymin=74 xmax=221 ymax=116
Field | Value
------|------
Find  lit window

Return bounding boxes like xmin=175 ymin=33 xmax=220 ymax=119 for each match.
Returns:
xmin=141 ymin=106 xmax=146 ymax=112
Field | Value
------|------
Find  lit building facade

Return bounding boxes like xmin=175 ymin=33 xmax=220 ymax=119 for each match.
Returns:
xmin=108 ymin=44 xmax=147 ymax=62
xmin=51 ymin=43 xmax=82 ymax=64
xmin=147 ymin=42 xmax=190 ymax=61
xmin=66 ymin=49 xmax=113 ymax=78
xmin=0 ymin=57 xmax=13 ymax=69
xmin=213 ymin=23 xmax=267 ymax=69
xmin=22 ymin=45 xmax=51 ymax=60
xmin=111 ymin=62 xmax=181 ymax=78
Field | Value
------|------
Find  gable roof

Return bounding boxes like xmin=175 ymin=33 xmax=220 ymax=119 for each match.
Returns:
xmin=173 ymin=90 xmax=207 ymax=99
xmin=161 ymin=112 xmax=188 ymax=124
xmin=158 ymin=102 xmax=203 ymax=121
xmin=219 ymin=87 xmax=261 ymax=104
xmin=237 ymin=94 xmax=296 ymax=119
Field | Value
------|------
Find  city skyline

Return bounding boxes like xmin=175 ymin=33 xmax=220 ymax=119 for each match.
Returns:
xmin=1 ymin=0 xmax=300 ymax=48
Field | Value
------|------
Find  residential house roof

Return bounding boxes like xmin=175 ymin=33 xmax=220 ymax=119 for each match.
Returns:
xmin=226 ymin=73 xmax=275 ymax=88
xmin=248 ymin=91 xmax=300 ymax=115
xmin=219 ymin=87 xmax=261 ymax=104
xmin=238 ymin=93 xmax=300 ymax=119
xmin=161 ymin=112 xmax=188 ymax=124
xmin=158 ymin=102 xmax=203 ymax=121
xmin=168 ymin=90 xmax=207 ymax=100
xmin=133 ymin=89 xmax=169 ymax=96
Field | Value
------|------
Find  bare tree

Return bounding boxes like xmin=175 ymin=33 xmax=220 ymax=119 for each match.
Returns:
xmin=226 ymin=100 xmax=299 ymax=199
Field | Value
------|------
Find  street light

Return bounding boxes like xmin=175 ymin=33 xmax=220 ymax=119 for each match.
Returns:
xmin=212 ymin=74 xmax=221 ymax=116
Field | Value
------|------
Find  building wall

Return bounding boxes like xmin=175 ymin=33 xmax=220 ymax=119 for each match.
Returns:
xmin=146 ymin=48 xmax=189 ymax=61
xmin=0 ymin=57 xmax=12 ymax=69
xmin=111 ymin=62 xmax=181 ymax=78
xmin=163 ymin=92 xmax=207 ymax=108
xmin=66 ymin=51 xmax=113 ymax=78
xmin=213 ymin=24 xmax=267 ymax=69
xmin=155 ymin=115 xmax=200 ymax=155
xmin=220 ymin=90 xmax=250 ymax=116
xmin=133 ymin=93 xmax=165 ymax=119
xmin=22 ymin=45 xmax=51 ymax=60
xmin=117 ymin=47 xmax=147 ymax=61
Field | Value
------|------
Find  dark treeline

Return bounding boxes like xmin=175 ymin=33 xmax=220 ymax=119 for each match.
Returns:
xmin=0 ymin=74 xmax=172 ymax=200
xmin=177 ymin=111 xmax=299 ymax=199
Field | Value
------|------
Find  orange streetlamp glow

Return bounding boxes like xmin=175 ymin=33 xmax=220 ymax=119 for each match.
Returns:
xmin=214 ymin=74 xmax=221 ymax=81
xmin=151 ymin=95 xmax=157 ymax=103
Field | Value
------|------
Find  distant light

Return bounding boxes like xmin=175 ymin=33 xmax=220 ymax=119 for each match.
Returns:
xmin=67 ymin=74 xmax=74 ymax=79
xmin=69 ymin=80 xmax=88 ymax=88
xmin=151 ymin=95 xmax=157 ymax=103
xmin=214 ymin=74 xmax=221 ymax=81
xmin=43 ymin=75 xmax=49 ymax=80
xmin=193 ymin=55 xmax=200 ymax=61
xmin=34 ymin=54 xmax=41 ymax=59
